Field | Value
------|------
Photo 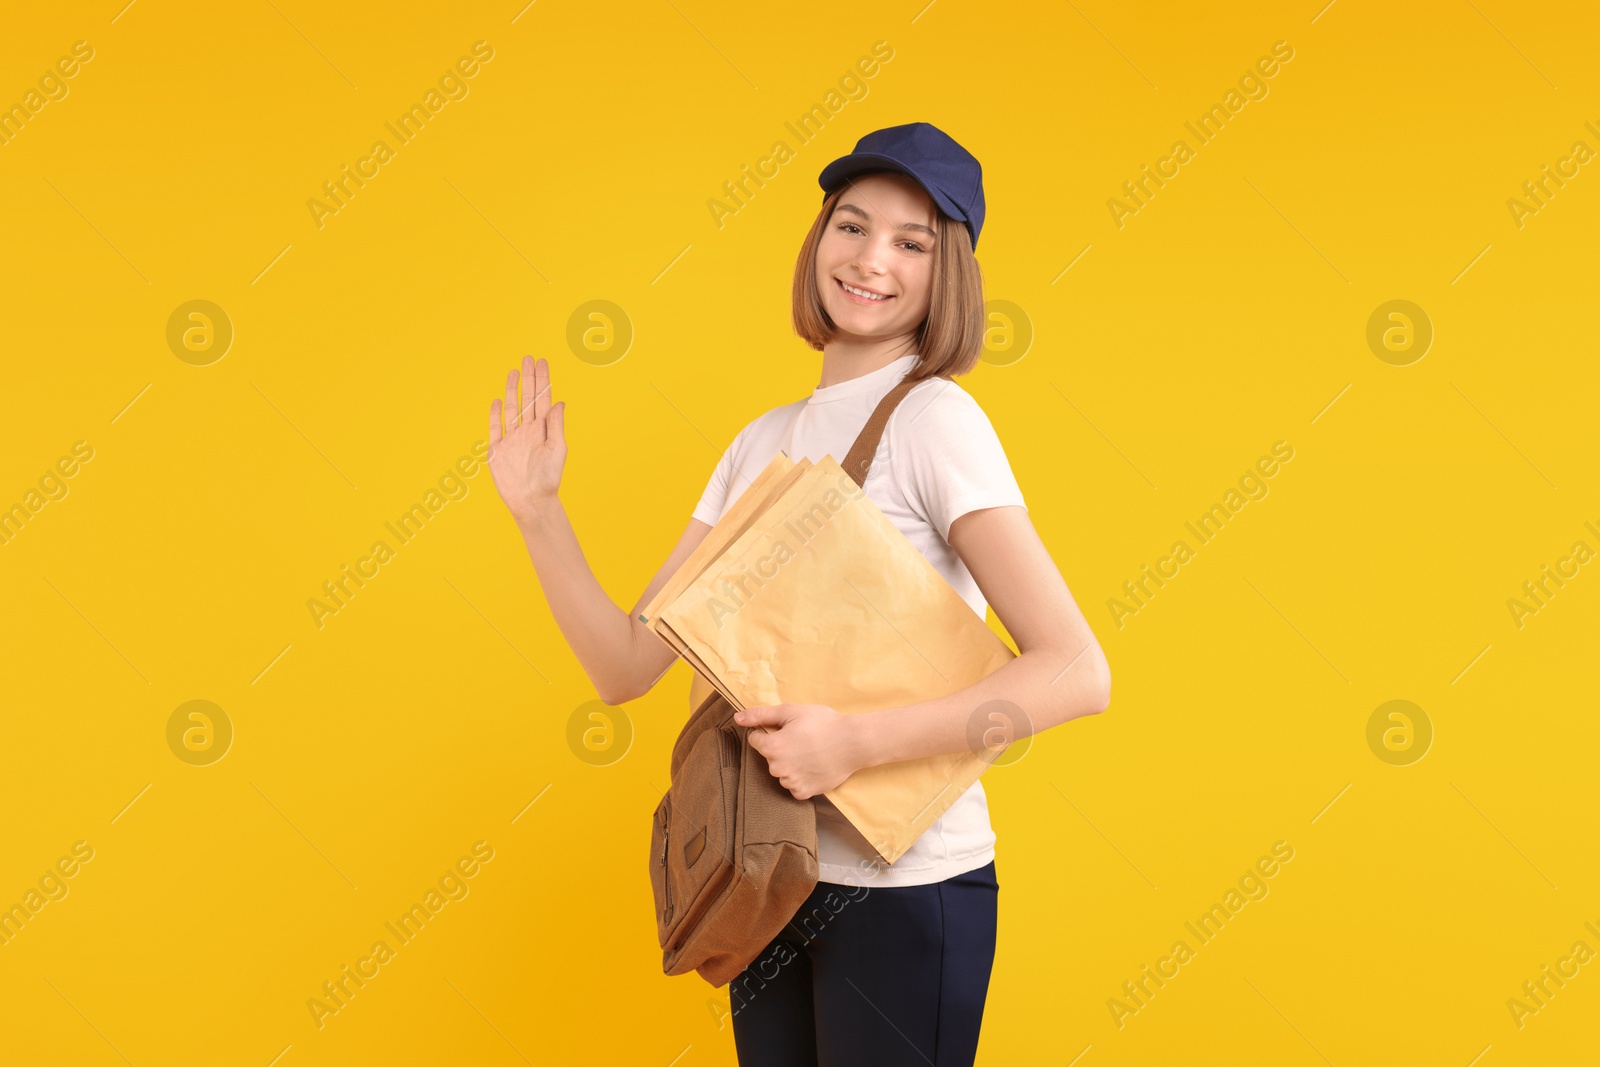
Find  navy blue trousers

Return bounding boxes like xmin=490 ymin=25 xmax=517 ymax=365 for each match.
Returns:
xmin=729 ymin=860 xmax=998 ymax=1066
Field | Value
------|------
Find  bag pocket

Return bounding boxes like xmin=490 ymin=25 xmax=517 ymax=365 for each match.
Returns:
xmin=659 ymin=724 xmax=739 ymax=955
xmin=649 ymin=791 xmax=673 ymax=934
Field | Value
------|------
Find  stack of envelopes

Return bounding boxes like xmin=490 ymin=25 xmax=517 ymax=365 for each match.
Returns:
xmin=640 ymin=449 xmax=1016 ymax=866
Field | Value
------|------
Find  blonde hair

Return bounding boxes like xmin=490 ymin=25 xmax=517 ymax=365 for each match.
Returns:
xmin=791 ymin=178 xmax=986 ymax=383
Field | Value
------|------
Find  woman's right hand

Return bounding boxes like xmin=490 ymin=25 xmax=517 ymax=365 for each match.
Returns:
xmin=488 ymin=355 xmax=567 ymax=527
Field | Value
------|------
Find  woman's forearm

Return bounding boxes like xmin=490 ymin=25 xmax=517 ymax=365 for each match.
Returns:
xmin=515 ymin=499 xmax=651 ymax=704
xmin=850 ymin=643 xmax=1111 ymax=769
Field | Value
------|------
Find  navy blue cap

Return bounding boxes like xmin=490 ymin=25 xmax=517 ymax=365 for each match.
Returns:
xmin=817 ymin=122 xmax=986 ymax=251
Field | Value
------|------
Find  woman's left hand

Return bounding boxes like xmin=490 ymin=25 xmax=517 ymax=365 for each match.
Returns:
xmin=736 ymin=704 xmax=863 ymax=800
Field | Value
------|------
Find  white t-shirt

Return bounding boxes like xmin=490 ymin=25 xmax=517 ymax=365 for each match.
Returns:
xmin=691 ymin=353 xmax=1028 ymax=887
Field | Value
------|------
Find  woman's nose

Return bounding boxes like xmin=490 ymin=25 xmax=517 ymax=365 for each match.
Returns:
xmin=852 ymin=238 xmax=891 ymax=274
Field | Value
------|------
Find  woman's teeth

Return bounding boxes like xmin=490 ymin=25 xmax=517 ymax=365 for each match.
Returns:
xmin=839 ymin=279 xmax=890 ymax=301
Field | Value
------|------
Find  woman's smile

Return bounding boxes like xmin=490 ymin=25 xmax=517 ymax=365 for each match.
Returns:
xmin=835 ymin=277 xmax=895 ymax=305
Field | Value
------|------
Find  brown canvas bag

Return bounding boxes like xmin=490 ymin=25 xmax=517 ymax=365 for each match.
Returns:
xmin=649 ymin=372 xmax=923 ymax=987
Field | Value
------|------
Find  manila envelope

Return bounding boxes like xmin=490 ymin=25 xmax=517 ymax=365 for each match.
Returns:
xmin=652 ymin=454 xmax=1016 ymax=866
xmin=639 ymin=451 xmax=812 ymax=635
xmin=640 ymin=452 xmax=815 ymax=711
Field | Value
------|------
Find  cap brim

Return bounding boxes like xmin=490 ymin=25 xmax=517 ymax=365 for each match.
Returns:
xmin=817 ymin=152 xmax=967 ymax=224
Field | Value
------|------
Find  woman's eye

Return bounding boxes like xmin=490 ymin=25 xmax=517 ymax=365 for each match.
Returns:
xmin=836 ymin=223 xmax=924 ymax=252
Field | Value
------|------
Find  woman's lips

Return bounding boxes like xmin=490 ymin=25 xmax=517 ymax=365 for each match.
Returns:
xmin=836 ymin=277 xmax=894 ymax=305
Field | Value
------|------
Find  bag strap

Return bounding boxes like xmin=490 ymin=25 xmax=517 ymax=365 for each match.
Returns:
xmin=839 ymin=373 xmax=923 ymax=488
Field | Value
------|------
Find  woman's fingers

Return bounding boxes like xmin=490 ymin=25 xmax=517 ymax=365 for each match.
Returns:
xmin=491 ymin=359 xmax=550 ymax=447
xmin=546 ymin=397 xmax=565 ymax=445
xmin=533 ymin=356 xmax=551 ymax=426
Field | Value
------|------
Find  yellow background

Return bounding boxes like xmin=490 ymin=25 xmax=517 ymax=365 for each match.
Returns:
xmin=2 ymin=0 xmax=1597 ymax=1063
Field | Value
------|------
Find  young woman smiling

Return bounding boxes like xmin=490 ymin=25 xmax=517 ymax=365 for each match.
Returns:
xmin=485 ymin=123 xmax=1111 ymax=1066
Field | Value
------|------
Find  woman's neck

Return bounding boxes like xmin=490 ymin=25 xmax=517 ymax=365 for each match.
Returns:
xmin=817 ymin=337 xmax=918 ymax=389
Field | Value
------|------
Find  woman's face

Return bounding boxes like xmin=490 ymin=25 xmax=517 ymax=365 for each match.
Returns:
xmin=813 ymin=171 xmax=938 ymax=344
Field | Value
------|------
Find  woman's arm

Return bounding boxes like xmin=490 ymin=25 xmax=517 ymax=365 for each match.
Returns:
xmin=487 ymin=355 xmax=709 ymax=705
xmin=516 ymin=508 xmax=710 ymax=705
xmin=847 ymin=504 xmax=1111 ymax=767
xmin=739 ymin=504 xmax=1111 ymax=798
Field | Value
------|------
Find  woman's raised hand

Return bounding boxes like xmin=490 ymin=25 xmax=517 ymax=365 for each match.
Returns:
xmin=488 ymin=355 xmax=567 ymax=527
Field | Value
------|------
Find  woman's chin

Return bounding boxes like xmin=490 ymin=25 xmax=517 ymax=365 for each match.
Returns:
xmin=829 ymin=305 xmax=899 ymax=337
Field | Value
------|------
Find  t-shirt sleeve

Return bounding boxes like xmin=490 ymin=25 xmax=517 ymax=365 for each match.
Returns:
xmin=691 ymin=423 xmax=746 ymax=526
xmin=891 ymin=380 xmax=1027 ymax=544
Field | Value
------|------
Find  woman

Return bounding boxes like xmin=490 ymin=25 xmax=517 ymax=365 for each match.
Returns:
xmin=485 ymin=122 xmax=1111 ymax=1065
